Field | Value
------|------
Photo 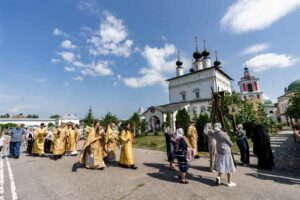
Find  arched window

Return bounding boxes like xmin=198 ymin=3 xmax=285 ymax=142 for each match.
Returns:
xmin=247 ymin=83 xmax=253 ymax=92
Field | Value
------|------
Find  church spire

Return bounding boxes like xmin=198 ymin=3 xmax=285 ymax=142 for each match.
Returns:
xmin=176 ymin=50 xmax=183 ymax=67
xmin=193 ymin=36 xmax=202 ymax=60
xmin=213 ymin=50 xmax=221 ymax=68
xmin=202 ymin=39 xmax=210 ymax=57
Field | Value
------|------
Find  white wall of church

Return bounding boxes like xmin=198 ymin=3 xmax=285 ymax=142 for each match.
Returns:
xmin=168 ymin=69 xmax=215 ymax=103
xmin=215 ymin=71 xmax=232 ymax=93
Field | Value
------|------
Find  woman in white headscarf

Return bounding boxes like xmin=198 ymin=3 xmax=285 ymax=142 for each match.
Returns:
xmin=175 ymin=128 xmax=192 ymax=184
xmin=214 ymin=123 xmax=236 ymax=187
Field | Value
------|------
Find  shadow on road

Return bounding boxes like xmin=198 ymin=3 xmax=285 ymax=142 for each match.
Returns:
xmin=143 ymin=163 xmax=217 ymax=186
xmin=246 ymin=171 xmax=300 ymax=185
xmin=71 ymin=162 xmax=85 ymax=172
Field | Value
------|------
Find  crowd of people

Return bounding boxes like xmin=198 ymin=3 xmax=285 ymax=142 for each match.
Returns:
xmin=1 ymin=120 xmax=278 ymax=187
xmin=164 ymin=122 xmax=275 ymax=186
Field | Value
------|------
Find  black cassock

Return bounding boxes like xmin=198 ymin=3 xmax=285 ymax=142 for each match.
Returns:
xmin=252 ymin=124 xmax=274 ymax=170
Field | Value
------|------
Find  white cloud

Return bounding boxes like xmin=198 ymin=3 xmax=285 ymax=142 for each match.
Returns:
xmin=123 ymin=44 xmax=180 ymax=88
xmin=87 ymin=12 xmax=133 ymax=57
xmin=64 ymin=66 xmax=76 ymax=72
xmin=61 ymin=40 xmax=76 ymax=49
xmin=240 ymin=43 xmax=270 ymax=55
xmin=59 ymin=51 xmax=75 ymax=63
xmin=53 ymin=28 xmax=68 ymax=37
xmin=77 ymin=0 xmax=102 ymax=17
xmin=245 ymin=53 xmax=299 ymax=72
xmin=221 ymin=0 xmax=300 ymax=33
xmin=50 ymin=58 xmax=60 ymax=64
xmin=73 ymin=76 xmax=84 ymax=81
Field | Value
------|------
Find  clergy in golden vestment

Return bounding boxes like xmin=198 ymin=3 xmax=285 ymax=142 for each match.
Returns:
xmin=119 ymin=122 xmax=137 ymax=169
xmin=78 ymin=122 xmax=106 ymax=169
xmin=105 ymin=123 xmax=119 ymax=163
xmin=32 ymin=123 xmax=48 ymax=156
xmin=187 ymin=123 xmax=199 ymax=159
xmin=51 ymin=123 xmax=67 ymax=160
xmin=70 ymin=124 xmax=80 ymax=156
xmin=65 ymin=124 xmax=74 ymax=156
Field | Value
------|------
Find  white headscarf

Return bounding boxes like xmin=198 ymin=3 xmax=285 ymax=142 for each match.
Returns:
xmin=214 ymin=123 xmax=222 ymax=132
xmin=204 ymin=123 xmax=212 ymax=135
xmin=165 ymin=127 xmax=171 ymax=134
xmin=176 ymin=128 xmax=184 ymax=139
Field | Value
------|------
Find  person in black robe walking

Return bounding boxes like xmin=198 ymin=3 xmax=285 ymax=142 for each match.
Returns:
xmin=252 ymin=124 xmax=274 ymax=170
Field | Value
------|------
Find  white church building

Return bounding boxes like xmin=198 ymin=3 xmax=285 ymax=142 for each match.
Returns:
xmin=143 ymin=40 xmax=233 ymax=132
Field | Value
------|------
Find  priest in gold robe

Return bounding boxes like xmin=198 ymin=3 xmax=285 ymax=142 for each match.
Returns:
xmin=105 ymin=123 xmax=119 ymax=163
xmin=51 ymin=123 xmax=67 ymax=160
xmin=79 ymin=123 xmax=106 ymax=169
xmin=187 ymin=123 xmax=199 ymax=159
xmin=70 ymin=124 xmax=80 ymax=156
xmin=32 ymin=123 xmax=48 ymax=156
xmin=65 ymin=124 xmax=74 ymax=156
xmin=119 ymin=122 xmax=137 ymax=169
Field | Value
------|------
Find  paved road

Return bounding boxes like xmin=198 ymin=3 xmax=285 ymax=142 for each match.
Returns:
xmin=1 ymin=130 xmax=299 ymax=200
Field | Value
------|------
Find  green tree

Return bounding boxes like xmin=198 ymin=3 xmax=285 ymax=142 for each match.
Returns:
xmin=100 ymin=112 xmax=119 ymax=128
xmin=50 ymin=114 xmax=60 ymax=119
xmin=83 ymin=107 xmax=94 ymax=126
xmin=176 ymin=108 xmax=190 ymax=133
xmin=129 ymin=112 xmax=141 ymax=133
xmin=0 ymin=113 xmax=10 ymax=118
xmin=140 ymin=119 xmax=147 ymax=134
xmin=26 ymin=114 xmax=39 ymax=118
xmin=196 ymin=113 xmax=210 ymax=151
xmin=286 ymin=88 xmax=300 ymax=120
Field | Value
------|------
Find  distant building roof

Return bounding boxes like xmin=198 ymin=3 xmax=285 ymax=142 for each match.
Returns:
xmin=166 ymin=66 xmax=233 ymax=82
xmin=61 ymin=113 xmax=79 ymax=120
xmin=137 ymin=106 xmax=144 ymax=115
xmin=143 ymin=98 xmax=211 ymax=115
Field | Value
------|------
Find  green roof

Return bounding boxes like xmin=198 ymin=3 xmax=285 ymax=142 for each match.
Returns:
xmin=287 ymin=79 xmax=300 ymax=92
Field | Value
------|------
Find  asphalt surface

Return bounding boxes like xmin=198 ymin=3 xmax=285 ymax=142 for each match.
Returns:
xmin=1 ymin=130 xmax=299 ymax=200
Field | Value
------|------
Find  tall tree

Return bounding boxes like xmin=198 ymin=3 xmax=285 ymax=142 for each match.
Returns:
xmin=165 ymin=112 xmax=171 ymax=127
xmin=196 ymin=113 xmax=210 ymax=151
xmin=286 ymin=88 xmax=300 ymax=120
xmin=176 ymin=108 xmax=190 ymax=133
xmin=100 ymin=112 xmax=119 ymax=128
xmin=50 ymin=114 xmax=60 ymax=119
xmin=83 ymin=107 xmax=94 ymax=126
xmin=0 ymin=113 xmax=10 ymax=118
xmin=129 ymin=112 xmax=141 ymax=133
xmin=26 ymin=114 xmax=39 ymax=118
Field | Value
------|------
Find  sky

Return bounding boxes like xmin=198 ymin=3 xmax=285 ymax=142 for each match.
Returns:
xmin=0 ymin=0 xmax=300 ymax=119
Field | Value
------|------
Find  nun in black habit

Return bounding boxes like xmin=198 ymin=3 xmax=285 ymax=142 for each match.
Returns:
xmin=252 ymin=124 xmax=274 ymax=170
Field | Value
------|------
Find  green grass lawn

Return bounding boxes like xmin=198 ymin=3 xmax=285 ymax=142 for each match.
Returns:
xmin=134 ymin=135 xmax=253 ymax=157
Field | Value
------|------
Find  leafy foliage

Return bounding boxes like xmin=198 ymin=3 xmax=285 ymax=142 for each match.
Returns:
xmin=50 ymin=114 xmax=60 ymax=119
xmin=0 ymin=113 xmax=10 ymax=118
xmin=100 ymin=112 xmax=119 ymax=128
xmin=176 ymin=108 xmax=190 ymax=133
xmin=195 ymin=113 xmax=210 ymax=151
xmin=26 ymin=114 xmax=39 ymax=118
xmin=83 ymin=107 xmax=95 ymax=126
xmin=286 ymin=88 xmax=300 ymax=120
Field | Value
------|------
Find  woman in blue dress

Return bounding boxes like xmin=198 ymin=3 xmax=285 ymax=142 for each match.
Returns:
xmin=164 ymin=127 xmax=176 ymax=170
xmin=175 ymin=128 xmax=190 ymax=184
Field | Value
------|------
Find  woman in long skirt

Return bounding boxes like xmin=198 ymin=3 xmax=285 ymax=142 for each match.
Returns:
xmin=214 ymin=123 xmax=236 ymax=187
xmin=175 ymin=128 xmax=191 ymax=184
